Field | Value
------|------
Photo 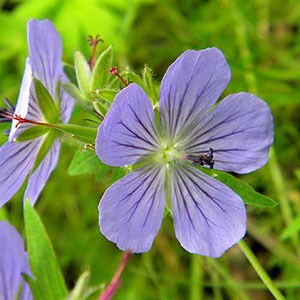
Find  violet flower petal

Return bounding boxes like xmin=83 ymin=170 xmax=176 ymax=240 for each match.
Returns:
xmin=0 ymin=139 xmax=42 ymax=207
xmin=0 ymin=221 xmax=32 ymax=300
xmin=96 ymin=83 xmax=159 ymax=166
xmin=184 ymin=92 xmax=274 ymax=173
xmin=9 ymin=19 xmax=73 ymax=141
xmin=9 ymin=59 xmax=35 ymax=141
xmin=27 ymin=19 xmax=63 ymax=97
xmin=99 ymin=164 xmax=166 ymax=252
xmin=24 ymin=140 xmax=60 ymax=205
xmin=160 ymin=48 xmax=231 ymax=140
xmin=168 ymin=164 xmax=246 ymax=257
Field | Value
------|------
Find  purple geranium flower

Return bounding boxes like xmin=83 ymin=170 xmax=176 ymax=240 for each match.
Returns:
xmin=0 ymin=221 xmax=32 ymax=300
xmin=96 ymin=48 xmax=273 ymax=257
xmin=0 ymin=19 xmax=73 ymax=207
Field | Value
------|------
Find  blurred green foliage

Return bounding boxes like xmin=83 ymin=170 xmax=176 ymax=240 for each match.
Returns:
xmin=1 ymin=0 xmax=300 ymax=299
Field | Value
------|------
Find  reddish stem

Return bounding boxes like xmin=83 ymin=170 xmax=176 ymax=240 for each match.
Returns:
xmin=98 ymin=251 xmax=132 ymax=300
xmin=0 ymin=112 xmax=52 ymax=128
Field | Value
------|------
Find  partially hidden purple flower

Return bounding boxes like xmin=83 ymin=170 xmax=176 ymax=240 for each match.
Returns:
xmin=0 ymin=19 xmax=73 ymax=207
xmin=96 ymin=48 xmax=274 ymax=257
xmin=0 ymin=221 xmax=33 ymax=300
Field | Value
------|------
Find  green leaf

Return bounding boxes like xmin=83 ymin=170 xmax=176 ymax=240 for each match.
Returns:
xmin=63 ymin=82 xmax=89 ymax=103
xmin=67 ymin=271 xmax=91 ymax=300
xmin=55 ymin=124 xmax=97 ymax=142
xmin=24 ymin=200 xmax=68 ymax=300
xmin=201 ymin=168 xmax=278 ymax=207
xmin=91 ymin=45 xmax=113 ymax=90
xmin=34 ymin=78 xmax=59 ymax=123
xmin=15 ymin=126 xmax=49 ymax=142
xmin=281 ymin=216 xmax=300 ymax=240
xmin=74 ymin=51 xmax=91 ymax=97
xmin=68 ymin=149 xmax=103 ymax=175
xmin=32 ymin=129 xmax=58 ymax=173
xmin=95 ymin=88 xmax=118 ymax=103
xmin=93 ymin=101 xmax=109 ymax=118
xmin=63 ymin=62 xmax=78 ymax=86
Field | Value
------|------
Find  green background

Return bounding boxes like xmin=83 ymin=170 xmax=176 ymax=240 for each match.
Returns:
xmin=0 ymin=0 xmax=300 ymax=299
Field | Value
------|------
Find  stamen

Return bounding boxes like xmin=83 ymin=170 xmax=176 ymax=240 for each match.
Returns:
xmin=187 ymin=148 xmax=215 ymax=169
xmin=110 ymin=67 xmax=129 ymax=87
xmin=0 ymin=98 xmax=15 ymax=123
xmin=87 ymin=34 xmax=104 ymax=69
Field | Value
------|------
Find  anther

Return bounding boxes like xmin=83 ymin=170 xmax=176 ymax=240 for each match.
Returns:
xmin=0 ymin=98 xmax=15 ymax=123
xmin=187 ymin=148 xmax=215 ymax=169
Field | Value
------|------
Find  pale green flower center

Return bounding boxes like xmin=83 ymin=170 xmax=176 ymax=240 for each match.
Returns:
xmin=153 ymin=139 xmax=185 ymax=166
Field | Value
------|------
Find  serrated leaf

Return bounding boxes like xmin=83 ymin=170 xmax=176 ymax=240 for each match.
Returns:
xmin=34 ymin=78 xmax=59 ymax=123
xmin=24 ymin=200 xmax=68 ymax=300
xmin=201 ymin=168 xmax=278 ymax=207
xmin=15 ymin=126 xmax=49 ymax=142
xmin=74 ymin=51 xmax=91 ymax=96
xmin=63 ymin=82 xmax=88 ymax=103
xmin=91 ymin=45 xmax=113 ymax=90
xmin=68 ymin=150 xmax=102 ymax=175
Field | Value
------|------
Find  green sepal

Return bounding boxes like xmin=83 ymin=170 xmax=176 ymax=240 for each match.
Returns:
xmin=15 ymin=126 xmax=50 ymax=142
xmin=142 ymin=64 xmax=159 ymax=104
xmin=91 ymin=45 xmax=113 ymax=90
xmin=24 ymin=200 xmax=68 ymax=300
xmin=55 ymin=123 xmax=97 ymax=142
xmin=34 ymin=78 xmax=59 ymax=123
xmin=68 ymin=149 xmax=102 ymax=175
xmin=95 ymin=88 xmax=118 ymax=103
xmin=201 ymin=167 xmax=278 ymax=207
xmin=74 ymin=51 xmax=91 ymax=97
xmin=127 ymin=67 xmax=159 ymax=105
xmin=31 ymin=129 xmax=58 ymax=173
xmin=127 ymin=70 xmax=145 ymax=88
xmin=63 ymin=82 xmax=88 ymax=103
xmin=63 ymin=62 xmax=78 ymax=85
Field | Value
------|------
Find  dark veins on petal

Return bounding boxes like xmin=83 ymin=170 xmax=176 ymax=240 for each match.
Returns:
xmin=126 ymin=102 xmax=158 ymax=143
xmin=0 ymin=143 xmax=36 ymax=186
xmin=120 ymin=168 xmax=161 ymax=227
xmin=173 ymin=167 xmax=218 ymax=229
xmin=117 ymin=121 xmax=156 ymax=148
xmin=165 ymin=56 xmax=217 ymax=138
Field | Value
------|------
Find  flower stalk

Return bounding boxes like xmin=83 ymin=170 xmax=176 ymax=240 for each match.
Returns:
xmin=98 ymin=251 xmax=132 ymax=300
xmin=238 ymin=239 xmax=286 ymax=300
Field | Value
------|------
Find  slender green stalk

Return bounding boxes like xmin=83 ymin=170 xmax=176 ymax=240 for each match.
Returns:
xmin=210 ymin=269 xmax=223 ymax=300
xmin=238 ymin=240 xmax=286 ymax=300
xmin=190 ymin=255 xmax=203 ymax=300
xmin=267 ymin=148 xmax=300 ymax=256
